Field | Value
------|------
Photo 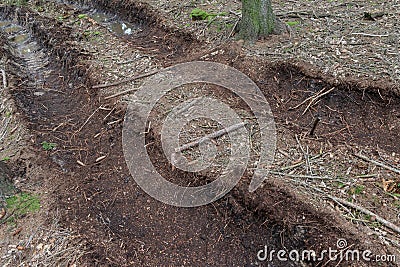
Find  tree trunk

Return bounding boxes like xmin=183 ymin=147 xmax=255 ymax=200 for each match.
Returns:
xmin=239 ymin=0 xmax=281 ymax=42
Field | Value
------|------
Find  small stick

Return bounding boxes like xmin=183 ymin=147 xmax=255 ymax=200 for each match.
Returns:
xmin=295 ymin=134 xmax=312 ymax=174
xmin=331 ymin=200 xmax=356 ymax=220
xmin=93 ymin=69 xmax=160 ymax=90
xmin=289 ymin=94 xmax=315 ymax=110
xmin=0 ymin=69 xmax=6 ymax=89
xmin=228 ymin=19 xmax=239 ymax=39
xmin=229 ymin=10 xmax=242 ymax=17
xmin=0 ymin=117 xmax=10 ymax=142
xmin=175 ymin=122 xmax=246 ymax=153
xmin=289 ymin=87 xmax=335 ymax=113
xmin=302 ymin=87 xmax=336 ymax=115
xmin=351 ymin=33 xmax=389 ymax=37
xmin=355 ymin=174 xmax=377 ymax=179
xmin=269 ymin=171 xmax=337 ymax=180
xmin=104 ymin=88 xmax=139 ymax=100
xmin=52 ymin=122 xmax=65 ymax=132
xmin=75 ymin=107 xmax=101 ymax=134
xmin=354 ymin=153 xmax=400 ymax=174
xmin=173 ymin=98 xmax=200 ymax=115
xmin=279 ymin=153 xmax=324 ymax=171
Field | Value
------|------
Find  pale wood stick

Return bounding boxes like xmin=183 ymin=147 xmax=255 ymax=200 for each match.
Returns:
xmin=175 ymin=122 xmax=247 ymax=153
xmin=329 ymin=195 xmax=400 ymax=234
xmin=94 ymin=69 xmax=160 ymax=90
xmin=75 ymin=106 xmax=101 ymax=133
xmin=355 ymin=153 xmax=400 ymax=174
xmin=1 ymin=69 xmax=6 ymax=89
xmin=293 ymin=179 xmax=400 ymax=234
xmin=351 ymin=33 xmax=389 ymax=37
xmin=302 ymin=87 xmax=336 ymax=115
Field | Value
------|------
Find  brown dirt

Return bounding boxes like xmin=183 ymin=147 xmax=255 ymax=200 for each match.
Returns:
xmin=0 ymin=1 xmax=399 ymax=266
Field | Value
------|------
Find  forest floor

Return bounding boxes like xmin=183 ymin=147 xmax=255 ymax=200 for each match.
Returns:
xmin=0 ymin=0 xmax=399 ymax=266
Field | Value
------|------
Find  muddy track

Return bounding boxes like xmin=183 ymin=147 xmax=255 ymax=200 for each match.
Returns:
xmin=54 ymin=0 xmax=199 ymax=62
xmin=0 ymin=1 xmax=399 ymax=266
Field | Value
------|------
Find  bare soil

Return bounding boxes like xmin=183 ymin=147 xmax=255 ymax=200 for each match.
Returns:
xmin=0 ymin=1 xmax=399 ymax=266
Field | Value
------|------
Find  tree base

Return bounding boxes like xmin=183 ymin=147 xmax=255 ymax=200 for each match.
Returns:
xmin=237 ymin=0 xmax=288 ymax=43
xmin=272 ymin=17 xmax=288 ymax=35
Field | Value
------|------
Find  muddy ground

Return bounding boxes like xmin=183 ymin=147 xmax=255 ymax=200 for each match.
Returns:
xmin=0 ymin=0 xmax=399 ymax=266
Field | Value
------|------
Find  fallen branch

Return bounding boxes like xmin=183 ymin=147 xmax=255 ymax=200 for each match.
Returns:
xmin=354 ymin=153 xmax=400 ymax=174
xmin=329 ymin=195 xmax=400 ymax=234
xmin=93 ymin=69 xmax=160 ymax=90
xmin=293 ymin=179 xmax=400 ymax=235
xmin=175 ymin=122 xmax=247 ymax=153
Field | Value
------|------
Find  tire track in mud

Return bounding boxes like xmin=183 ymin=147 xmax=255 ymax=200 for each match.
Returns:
xmin=0 ymin=5 xmax=280 ymax=266
xmin=0 ymin=6 xmax=305 ymax=266
xmin=0 ymin=2 xmax=392 ymax=267
xmin=0 ymin=21 xmax=49 ymax=85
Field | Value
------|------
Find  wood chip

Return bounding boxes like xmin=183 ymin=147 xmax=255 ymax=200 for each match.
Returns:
xmin=95 ymin=156 xmax=106 ymax=162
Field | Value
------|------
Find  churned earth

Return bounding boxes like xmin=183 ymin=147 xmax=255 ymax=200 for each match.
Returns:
xmin=0 ymin=0 xmax=399 ymax=266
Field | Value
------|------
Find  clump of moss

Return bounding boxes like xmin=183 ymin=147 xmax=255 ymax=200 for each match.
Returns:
xmin=190 ymin=8 xmax=227 ymax=21
xmin=1 ymin=192 xmax=41 ymax=225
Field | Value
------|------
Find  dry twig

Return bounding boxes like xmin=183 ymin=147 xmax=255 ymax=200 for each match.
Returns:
xmin=289 ymin=87 xmax=336 ymax=115
xmin=351 ymin=32 xmax=389 ymax=37
xmin=354 ymin=153 xmax=400 ymax=174
xmin=295 ymin=134 xmax=312 ymax=174
xmin=75 ymin=106 xmax=102 ymax=134
xmin=270 ymin=171 xmax=338 ymax=180
xmin=302 ymin=87 xmax=336 ymax=115
xmin=329 ymin=196 xmax=400 ymax=234
xmin=227 ymin=19 xmax=239 ymax=39
xmin=93 ymin=69 xmax=160 ymax=90
xmin=0 ymin=69 xmax=6 ymax=89
xmin=279 ymin=153 xmax=324 ymax=171
xmin=293 ymin=179 xmax=400 ymax=234
xmin=175 ymin=122 xmax=247 ymax=153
